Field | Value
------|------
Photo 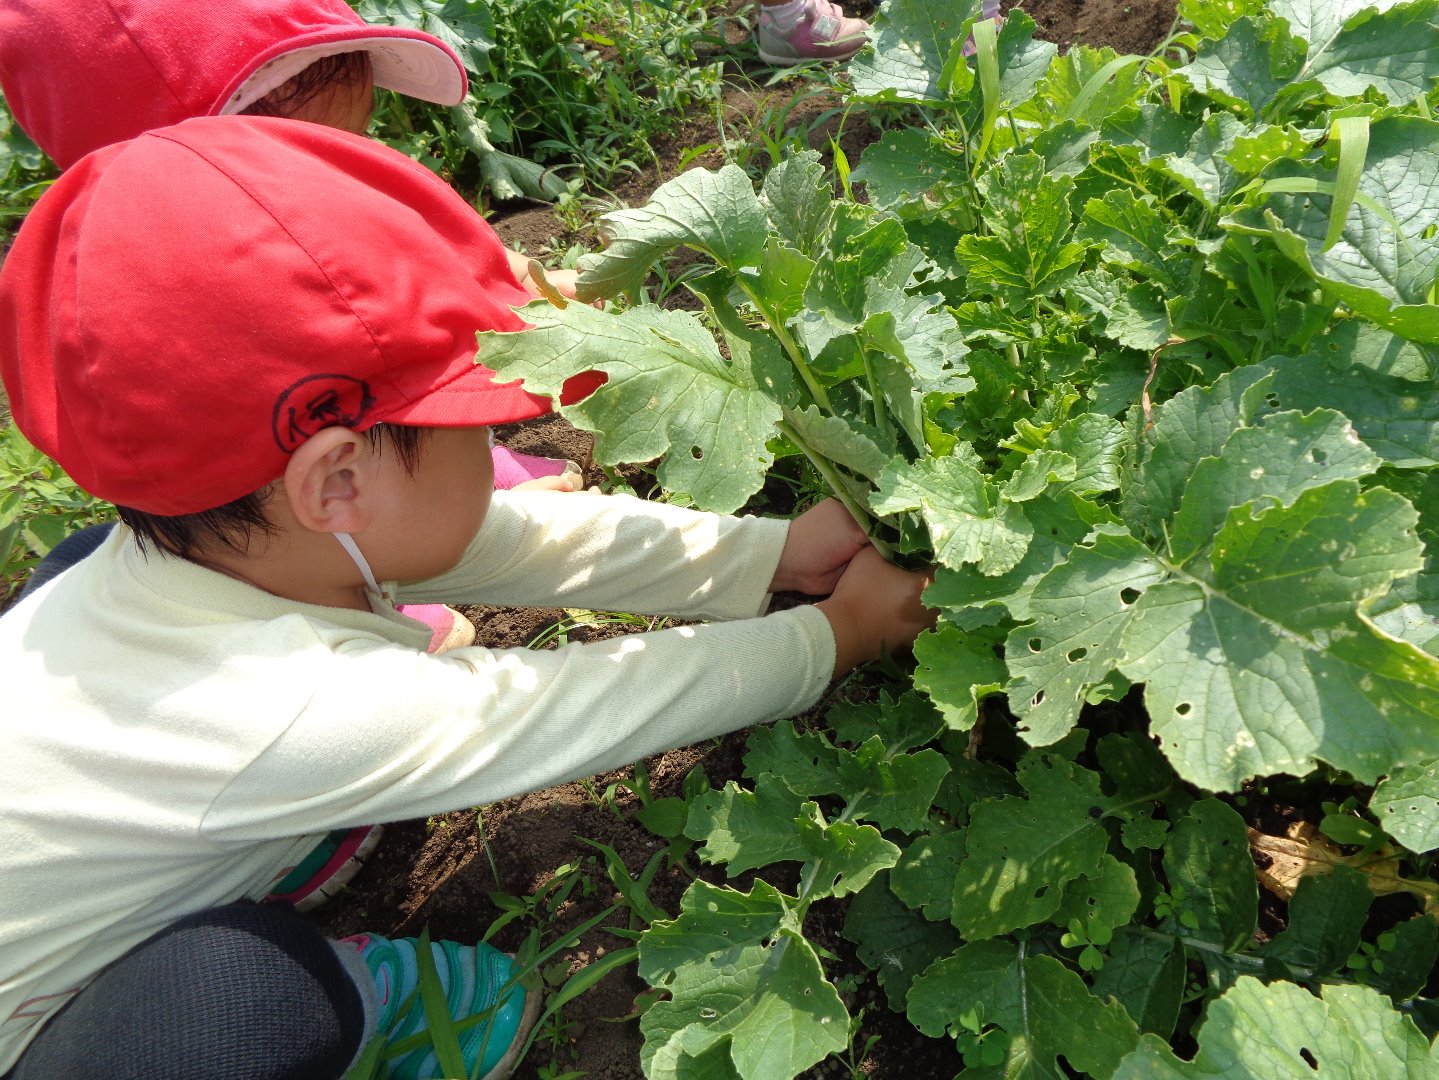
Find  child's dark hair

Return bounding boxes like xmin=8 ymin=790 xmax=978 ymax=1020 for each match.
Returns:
xmin=117 ymin=425 xmax=429 ymax=559
xmin=240 ymin=51 xmax=373 ymax=120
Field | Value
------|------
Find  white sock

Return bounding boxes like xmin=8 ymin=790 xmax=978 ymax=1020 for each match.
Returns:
xmin=764 ymin=0 xmax=809 ymax=31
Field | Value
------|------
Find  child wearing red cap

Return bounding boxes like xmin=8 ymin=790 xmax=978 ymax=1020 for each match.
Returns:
xmin=0 ymin=0 xmax=597 ymax=908
xmin=0 ymin=0 xmax=581 ymax=302
xmin=0 ymin=118 xmax=933 ymax=1080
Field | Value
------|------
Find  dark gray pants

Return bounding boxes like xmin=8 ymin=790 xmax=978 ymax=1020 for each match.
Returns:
xmin=4 ymin=902 xmax=364 ymax=1080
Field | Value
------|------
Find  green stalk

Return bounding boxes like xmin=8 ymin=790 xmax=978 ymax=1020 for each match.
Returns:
xmin=735 ymin=277 xmax=834 ymax=413
xmin=792 ymin=803 xmax=859 ymax=918
xmin=860 ymin=348 xmax=896 ymax=449
xmin=778 ymin=418 xmax=895 ymax=560
xmin=1131 ymin=926 xmax=1322 ymax=983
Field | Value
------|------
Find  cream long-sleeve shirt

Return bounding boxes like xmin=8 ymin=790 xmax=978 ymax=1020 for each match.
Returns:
xmin=0 ymin=489 xmax=835 ymax=1069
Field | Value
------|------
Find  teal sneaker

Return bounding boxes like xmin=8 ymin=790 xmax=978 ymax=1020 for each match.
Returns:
xmin=344 ymin=933 xmax=539 ymax=1080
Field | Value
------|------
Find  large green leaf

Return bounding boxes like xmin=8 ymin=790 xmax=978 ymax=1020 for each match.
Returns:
xmin=759 ymin=150 xmax=832 ymax=258
xmin=849 ymin=0 xmax=986 ymax=101
xmin=1011 ymin=389 xmax=1439 ymax=790
xmin=640 ymin=927 xmax=849 ymax=1080
xmin=1161 ymin=799 xmax=1257 ymax=953
xmin=1077 ymin=189 xmax=1184 ymax=287
xmin=842 ymin=873 xmax=963 ymax=1011
xmin=575 ymin=164 xmax=768 ymax=300
xmin=1129 ymin=482 xmax=1439 ymax=789
xmin=872 ymin=453 xmax=1033 ymax=574
xmin=1112 ymin=976 xmax=1439 ymax=1078
xmin=1257 ymin=352 xmax=1439 ymax=468
xmin=742 ymin=719 xmax=950 ymax=834
xmin=913 ymin=622 xmax=1008 ymax=730
xmin=907 ymin=940 xmax=1141 ymax=1078
xmin=1276 ymin=0 xmax=1439 ymax=106
xmin=1262 ymin=865 xmax=1371 ymax=975
xmin=1089 ymin=930 xmax=1186 ymax=1038
xmin=1174 ymin=14 xmax=1308 ymax=120
xmin=956 ymin=152 xmax=1088 ymax=299
xmin=1177 ymin=0 xmax=1266 ymax=39
xmin=1164 ymin=407 xmax=1383 ymax=564
xmin=1240 ymin=116 xmax=1439 ymax=343
xmin=1019 ymin=45 xmax=1148 ymax=129
xmin=685 ymin=779 xmax=900 ymax=896
xmin=949 ymin=753 xmax=1112 ymax=939
xmin=890 ymin=828 xmax=969 ymax=922
xmin=1004 ymin=528 xmax=1167 ymax=745
xmin=851 ymin=128 xmax=967 ymax=211
xmin=356 ymin=0 xmax=495 ymax=74
xmin=1372 ymin=760 xmax=1439 ymax=852
xmin=478 ymin=302 xmax=782 ymax=513
xmin=684 ymin=780 xmax=808 ymax=874
xmin=639 ymin=879 xmax=788 ymax=984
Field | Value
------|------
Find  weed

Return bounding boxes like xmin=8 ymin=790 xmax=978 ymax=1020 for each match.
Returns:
xmin=526 ymin=609 xmax=660 ymax=650
xmin=0 ymin=95 xmax=55 ymax=234
xmin=358 ymin=0 xmax=724 ymax=195
xmin=0 ymin=424 xmax=114 ymax=607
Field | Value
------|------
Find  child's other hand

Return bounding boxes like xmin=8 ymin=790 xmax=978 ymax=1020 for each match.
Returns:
xmin=816 ymin=549 xmax=937 ymax=678
xmin=512 ymin=473 xmax=581 ymax=492
xmin=770 ymin=498 xmax=870 ymax=596
xmin=521 ymin=265 xmax=581 ymax=301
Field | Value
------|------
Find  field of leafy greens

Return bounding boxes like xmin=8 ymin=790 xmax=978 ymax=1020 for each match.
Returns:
xmin=480 ymin=0 xmax=1439 ymax=1076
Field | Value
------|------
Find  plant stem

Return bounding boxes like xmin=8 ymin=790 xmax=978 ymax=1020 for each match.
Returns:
xmin=860 ymin=348 xmax=896 ymax=448
xmin=1130 ymin=926 xmax=1355 ymax=988
xmin=735 ymin=278 xmax=834 ymax=413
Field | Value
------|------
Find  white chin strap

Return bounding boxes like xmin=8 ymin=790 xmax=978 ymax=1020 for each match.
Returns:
xmin=335 ymin=532 xmax=391 ymax=603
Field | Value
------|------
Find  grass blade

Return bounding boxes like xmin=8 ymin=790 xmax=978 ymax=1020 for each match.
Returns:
xmin=972 ymin=16 xmax=1001 ymax=172
xmin=1325 ymin=115 xmax=1369 ymax=251
xmin=415 ymin=927 xmax=469 ymax=1080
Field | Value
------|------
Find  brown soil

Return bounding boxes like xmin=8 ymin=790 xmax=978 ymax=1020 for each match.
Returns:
xmin=315 ymin=2 xmax=1180 ymax=1077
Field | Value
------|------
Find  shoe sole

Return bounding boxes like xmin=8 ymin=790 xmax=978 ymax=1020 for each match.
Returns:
xmin=480 ymin=980 xmax=544 ymax=1080
xmin=756 ymin=39 xmax=865 ymax=66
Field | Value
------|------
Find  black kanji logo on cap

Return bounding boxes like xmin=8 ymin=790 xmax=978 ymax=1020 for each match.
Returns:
xmin=271 ymin=375 xmax=377 ymax=453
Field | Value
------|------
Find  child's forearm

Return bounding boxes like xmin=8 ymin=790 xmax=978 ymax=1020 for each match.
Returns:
xmin=210 ymin=607 xmax=836 ymax=833
xmin=400 ymin=491 xmax=790 ymax=621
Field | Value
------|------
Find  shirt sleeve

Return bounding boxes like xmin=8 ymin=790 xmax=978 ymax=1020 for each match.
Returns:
xmin=390 ymin=490 xmax=790 ymax=621
xmin=202 ymin=604 xmax=835 ymax=838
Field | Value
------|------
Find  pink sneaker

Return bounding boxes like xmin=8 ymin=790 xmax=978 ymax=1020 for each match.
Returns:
xmin=401 ymin=602 xmax=478 ymax=653
xmin=490 ymin=444 xmax=582 ymax=490
xmin=756 ymin=0 xmax=869 ymax=66
xmin=962 ymin=0 xmax=1004 ymax=57
xmin=267 ymin=824 xmax=384 ymax=912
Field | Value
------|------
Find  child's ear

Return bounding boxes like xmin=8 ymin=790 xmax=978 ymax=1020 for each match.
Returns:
xmin=282 ymin=427 xmax=373 ymax=534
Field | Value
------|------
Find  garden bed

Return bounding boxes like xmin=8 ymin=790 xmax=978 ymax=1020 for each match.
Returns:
xmin=315 ymin=4 xmax=1194 ymax=1077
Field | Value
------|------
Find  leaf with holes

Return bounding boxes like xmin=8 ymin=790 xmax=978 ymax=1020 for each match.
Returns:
xmin=1112 ymin=976 xmax=1439 ymax=1078
xmin=949 ymin=753 xmax=1114 ymax=939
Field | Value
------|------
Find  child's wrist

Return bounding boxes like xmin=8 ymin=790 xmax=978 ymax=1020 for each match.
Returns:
xmin=815 ymin=596 xmax=868 ymax=678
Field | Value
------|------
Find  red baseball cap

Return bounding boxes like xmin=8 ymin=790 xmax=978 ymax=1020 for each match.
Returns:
xmin=0 ymin=0 xmax=468 ymax=169
xmin=0 ymin=116 xmax=553 ymax=516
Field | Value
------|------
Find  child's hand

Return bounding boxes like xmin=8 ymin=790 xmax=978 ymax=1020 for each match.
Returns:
xmin=512 ymin=473 xmax=581 ymax=493
xmin=770 ymin=499 xmax=870 ymax=595
xmin=815 ymin=549 xmax=937 ymax=678
xmin=521 ymin=265 xmax=581 ymax=301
